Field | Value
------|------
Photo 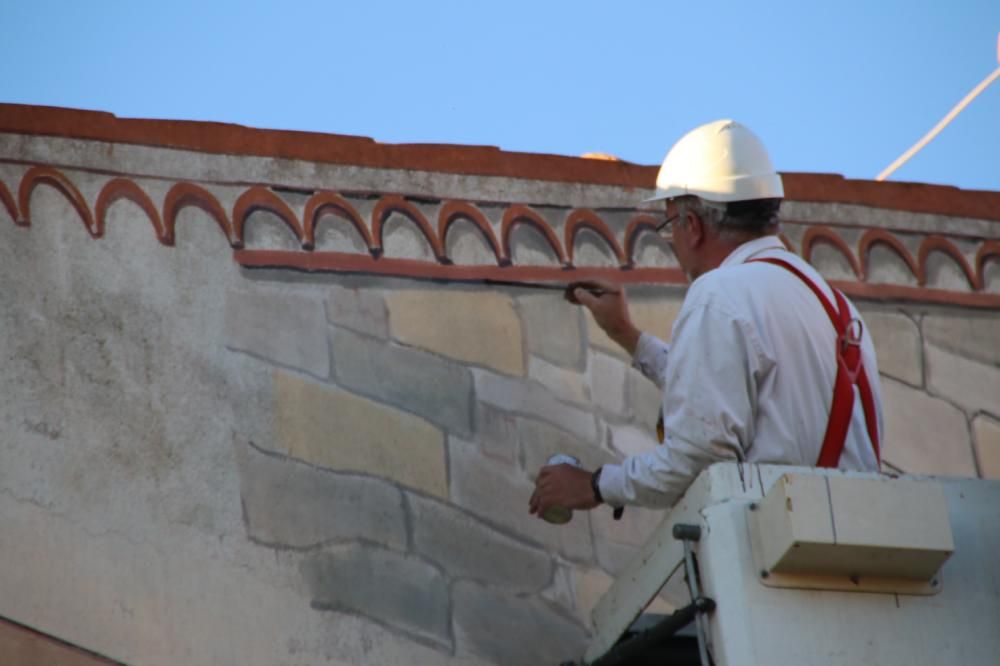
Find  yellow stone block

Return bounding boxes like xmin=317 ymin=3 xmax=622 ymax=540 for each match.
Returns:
xmin=586 ymin=298 xmax=683 ymax=358
xmin=273 ymin=371 xmax=447 ymax=498
xmin=385 ymin=290 xmax=525 ymax=376
xmin=973 ymin=415 xmax=1000 ymax=480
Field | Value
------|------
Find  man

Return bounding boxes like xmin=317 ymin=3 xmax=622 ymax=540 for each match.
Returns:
xmin=529 ymin=119 xmax=883 ymax=517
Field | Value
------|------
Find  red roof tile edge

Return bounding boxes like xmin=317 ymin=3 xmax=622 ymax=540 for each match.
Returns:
xmin=2 ymin=103 xmax=1000 ymax=222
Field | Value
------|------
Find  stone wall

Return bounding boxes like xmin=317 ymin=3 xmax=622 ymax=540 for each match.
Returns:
xmin=869 ymin=305 xmax=1000 ymax=477
xmin=0 ymin=109 xmax=998 ymax=665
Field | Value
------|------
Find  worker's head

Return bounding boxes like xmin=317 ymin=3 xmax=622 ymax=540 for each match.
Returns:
xmin=647 ymin=120 xmax=784 ymax=279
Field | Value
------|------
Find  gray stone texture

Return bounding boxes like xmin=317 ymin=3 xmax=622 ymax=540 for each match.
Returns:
xmin=518 ymin=417 xmax=616 ymax=477
xmin=923 ymin=313 xmax=1000 ymax=366
xmin=408 ymin=493 xmax=553 ymax=591
xmin=866 ymin=244 xmax=921 ymax=286
xmin=783 ymin=200 xmax=998 ymax=239
xmin=332 ymin=327 xmax=473 ymax=435
xmin=243 ymin=209 xmax=302 ymax=250
xmin=572 ymin=228 xmax=619 ymax=267
xmin=881 ymin=377 xmax=976 ymax=477
xmin=589 ymin=351 xmax=628 ymax=417
xmin=518 ymin=293 xmax=585 ymax=368
xmin=443 ymin=219 xmax=499 ymax=266
xmin=235 ymin=440 xmax=406 ymax=550
xmin=810 ymin=242 xmax=860 ymax=282
xmin=528 ymin=355 xmax=590 ymax=405
xmin=591 ymin=502 xmax=666 ymax=553
xmin=926 ymin=344 xmax=1000 ymax=418
xmin=224 ymin=286 xmax=329 ymax=377
xmin=924 ymin=244 xmax=980 ymax=291
xmin=509 ymin=223 xmax=562 ymax=266
xmin=7 ymin=128 xmax=1000 ymax=666
xmin=301 ymin=545 xmax=450 ymax=644
xmin=452 ymin=581 xmax=588 ymax=666
xmin=325 ymin=284 xmax=389 ymax=338
xmin=382 ymin=213 xmax=437 ymax=261
xmin=860 ymin=308 xmax=923 ymax=386
xmin=449 ymin=439 xmax=594 ymax=562
xmin=473 ymin=402 xmax=520 ymax=465
xmin=595 ymin=538 xmax=641 ymax=577
xmin=626 ymin=367 xmax=663 ymax=435
xmin=473 ymin=369 xmax=598 ymax=444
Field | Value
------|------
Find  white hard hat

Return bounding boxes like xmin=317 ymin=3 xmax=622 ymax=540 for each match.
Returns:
xmin=644 ymin=119 xmax=784 ymax=203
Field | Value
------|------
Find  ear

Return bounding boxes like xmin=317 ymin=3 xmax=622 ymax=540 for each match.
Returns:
xmin=686 ymin=211 xmax=707 ymax=248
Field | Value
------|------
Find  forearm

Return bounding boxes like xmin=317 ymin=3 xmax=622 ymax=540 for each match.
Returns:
xmin=598 ymin=433 xmax=738 ymax=508
xmin=609 ymin=322 xmax=642 ymax=356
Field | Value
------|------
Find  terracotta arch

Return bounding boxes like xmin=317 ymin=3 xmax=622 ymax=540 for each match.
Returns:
xmin=500 ymin=204 xmax=566 ymax=266
xmin=0 ymin=179 xmax=18 ymax=224
xmin=563 ymin=209 xmax=626 ymax=267
xmin=857 ymin=228 xmax=918 ymax=282
xmin=18 ymin=166 xmax=97 ymax=236
xmin=303 ymin=191 xmax=372 ymax=251
xmin=917 ymin=235 xmax=977 ymax=289
xmin=438 ymin=200 xmax=503 ymax=264
xmin=975 ymin=240 xmax=1000 ymax=291
xmin=95 ymin=178 xmax=166 ymax=243
xmin=371 ymin=195 xmax=445 ymax=260
xmin=800 ymin=226 xmax=862 ymax=279
xmin=232 ymin=186 xmax=306 ymax=248
xmin=163 ymin=182 xmax=234 ymax=246
xmin=623 ymin=213 xmax=668 ymax=267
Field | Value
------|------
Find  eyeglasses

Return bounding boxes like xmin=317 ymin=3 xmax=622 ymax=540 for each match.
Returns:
xmin=654 ymin=213 xmax=679 ymax=234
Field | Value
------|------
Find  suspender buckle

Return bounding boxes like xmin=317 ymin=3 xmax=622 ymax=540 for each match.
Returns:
xmin=840 ymin=318 xmax=864 ymax=351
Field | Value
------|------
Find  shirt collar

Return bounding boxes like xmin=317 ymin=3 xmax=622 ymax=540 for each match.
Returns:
xmin=720 ymin=235 xmax=788 ymax=267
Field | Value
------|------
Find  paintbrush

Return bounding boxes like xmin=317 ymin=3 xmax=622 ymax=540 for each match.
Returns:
xmin=482 ymin=279 xmax=608 ymax=299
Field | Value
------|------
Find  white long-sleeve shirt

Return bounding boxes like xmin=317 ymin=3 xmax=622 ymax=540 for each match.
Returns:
xmin=599 ymin=235 xmax=883 ymax=508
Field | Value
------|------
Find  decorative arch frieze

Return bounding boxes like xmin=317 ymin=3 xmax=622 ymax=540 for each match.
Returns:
xmin=976 ymin=241 xmax=1000 ymax=290
xmin=623 ymin=213 xmax=666 ymax=267
xmin=96 ymin=177 xmax=165 ymax=243
xmin=564 ymin=209 xmax=626 ymax=267
xmin=0 ymin=178 xmax=18 ymax=224
xmin=4 ymin=163 xmax=1000 ymax=309
xmin=163 ymin=182 xmax=235 ymax=247
xmin=232 ymin=186 xmax=306 ymax=249
xmin=304 ymin=191 xmax=371 ymax=251
xmin=371 ymin=195 xmax=445 ymax=261
xmin=438 ymin=200 xmax=503 ymax=265
xmin=501 ymin=205 xmax=566 ymax=266
xmin=858 ymin=229 xmax=919 ymax=282
xmin=18 ymin=165 xmax=97 ymax=236
xmin=801 ymin=226 xmax=862 ymax=280
xmin=917 ymin=235 xmax=977 ymax=290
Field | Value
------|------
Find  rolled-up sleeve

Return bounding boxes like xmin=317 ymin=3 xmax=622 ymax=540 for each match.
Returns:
xmin=631 ymin=332 xmax=670 ymax=388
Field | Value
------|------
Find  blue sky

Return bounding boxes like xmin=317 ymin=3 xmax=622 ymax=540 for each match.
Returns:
xmin=3 ymin=1 xmax=998 ymax=191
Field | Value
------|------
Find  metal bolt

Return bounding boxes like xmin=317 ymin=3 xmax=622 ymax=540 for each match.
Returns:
xmin=759 ymin=570 xmax=770 ymax=579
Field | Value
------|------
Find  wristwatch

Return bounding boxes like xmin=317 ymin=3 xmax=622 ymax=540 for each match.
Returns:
xmin=591 ymin=466 xmax=605 ymax=504
xmin=593 ymin=466 xmax=624 ymax=520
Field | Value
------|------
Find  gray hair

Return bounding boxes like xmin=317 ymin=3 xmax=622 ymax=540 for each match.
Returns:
xmin=677 ymin=196 xmax=781 ymax=240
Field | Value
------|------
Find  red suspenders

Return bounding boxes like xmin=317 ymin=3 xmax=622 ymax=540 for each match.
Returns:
xmin=750 ymin=257 xmax=881 ymax=468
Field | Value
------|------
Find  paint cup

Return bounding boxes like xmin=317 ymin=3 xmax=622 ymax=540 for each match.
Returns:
xmin=542 ymin=453 xmax=582 ymax=525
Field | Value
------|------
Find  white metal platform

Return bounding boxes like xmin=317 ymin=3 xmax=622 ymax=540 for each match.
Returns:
xmin=584 ymin=463 xmax=1000 ymax=665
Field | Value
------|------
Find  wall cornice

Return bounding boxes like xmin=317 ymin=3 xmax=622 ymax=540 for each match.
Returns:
xmin=2 ymin=160 xmax=998 ymax=309
xmin=3 ymin=104 xmax=1000 ymax=222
